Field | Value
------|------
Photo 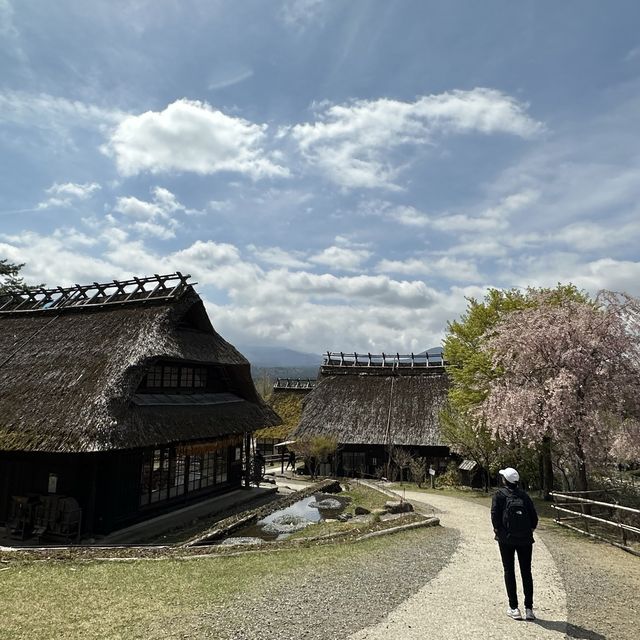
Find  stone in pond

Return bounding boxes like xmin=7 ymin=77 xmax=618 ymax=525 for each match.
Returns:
xmin=309 ymin=497 xmax=342 ymax=510
xmin=261 ymin=514 xmax=311 ymax=535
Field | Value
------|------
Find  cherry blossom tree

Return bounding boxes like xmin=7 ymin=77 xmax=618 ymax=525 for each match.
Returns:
xmin=480 ymin=290 xmax=640 ymax=491
xmin=442 ymin=285 xmax=587 ymax=493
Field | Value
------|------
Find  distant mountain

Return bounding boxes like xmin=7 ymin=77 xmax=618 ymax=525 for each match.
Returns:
xmin=238 ymin=345 xmax=322 ymax=369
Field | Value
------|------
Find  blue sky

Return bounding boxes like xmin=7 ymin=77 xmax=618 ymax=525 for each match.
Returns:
xmin=1 ymin=0 xmax=639 ymax=353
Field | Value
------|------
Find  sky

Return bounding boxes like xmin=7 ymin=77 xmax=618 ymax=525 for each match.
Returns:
xmin=1 ymin=0 xmax=640 ymax=355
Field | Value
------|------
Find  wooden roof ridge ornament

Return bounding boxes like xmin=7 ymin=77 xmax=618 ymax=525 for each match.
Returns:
xmin=321 ymin=350 xmax=446 ymax=370
xmin=273 ymin=378 xmax=317 ymax=390
xmin=0 ymin=272 xmax=193 ymax=314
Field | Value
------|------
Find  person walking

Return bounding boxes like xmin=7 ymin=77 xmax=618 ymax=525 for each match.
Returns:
xmin=286 ymin=450 xmax=296 ymax=472
xmin=491 ymin=467 xmax=539 ymax=621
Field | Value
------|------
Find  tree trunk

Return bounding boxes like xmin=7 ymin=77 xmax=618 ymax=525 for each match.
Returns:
xmin=573 ymin=433 xmax=589 ymax=492
xmin=541 ymin=435 xmax=554 ymax=500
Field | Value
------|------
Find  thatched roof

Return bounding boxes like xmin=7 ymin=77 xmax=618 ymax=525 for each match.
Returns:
xmin=0 ymin=277 xmax=279 ymax=453
xmin=293 ymin=371 xmax=448 ymax=447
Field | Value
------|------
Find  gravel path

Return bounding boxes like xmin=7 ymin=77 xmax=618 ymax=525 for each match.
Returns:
xmin=349 ymin=488 xmax=568 ymax=639
xmin=220 ymin=526 xmax=460 ymax=640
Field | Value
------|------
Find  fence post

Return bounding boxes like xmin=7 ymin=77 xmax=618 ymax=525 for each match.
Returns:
xmin=580 ymin=501 xmax=590 ymax=534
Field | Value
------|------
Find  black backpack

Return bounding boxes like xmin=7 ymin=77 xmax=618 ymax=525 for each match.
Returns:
xmin=502 ymin=489 xmax=531 ymax=539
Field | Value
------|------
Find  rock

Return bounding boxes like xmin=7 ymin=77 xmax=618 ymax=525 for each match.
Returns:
xmin=354 ymin=506 xmax=371 ymax=515
xmin=309 ymin=497 xmax=342 ymax=510
xmin=261 ymin=514 xmax=311 ymax=535
xmin=337 ymin=513 xmax=353 ymax=522
xmin=384 ymin=500 xmax=414 ymax=514
xmin=320 ymin=480 xmax=343 ymax=494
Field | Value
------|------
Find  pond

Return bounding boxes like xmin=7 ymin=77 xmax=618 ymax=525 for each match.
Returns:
xmin=221 ymin=493 xmax=350 ymax=545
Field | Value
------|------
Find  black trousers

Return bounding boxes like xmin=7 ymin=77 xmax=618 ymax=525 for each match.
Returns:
xmin=498 ymin=542 xmax=533 ymax=609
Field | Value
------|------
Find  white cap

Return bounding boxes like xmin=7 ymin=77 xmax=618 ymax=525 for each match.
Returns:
xmin=499 ymin=467 xmax=520 ymax=483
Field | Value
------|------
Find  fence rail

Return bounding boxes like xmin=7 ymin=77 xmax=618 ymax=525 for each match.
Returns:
xmin=550 ymin=490 xmax=640 ymax=557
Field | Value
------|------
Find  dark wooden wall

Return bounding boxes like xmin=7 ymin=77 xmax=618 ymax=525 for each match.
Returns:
xmin=0 ymin=444 xmax=244 ymax=536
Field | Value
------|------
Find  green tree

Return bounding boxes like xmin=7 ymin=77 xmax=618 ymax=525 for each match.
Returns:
xmin=0 ymin=259 xmax=42 ymax=296
xmin=292 ymin=435 xmax=338 ymax=480
xmin=442 ymin=284 xmax=589 ymax=496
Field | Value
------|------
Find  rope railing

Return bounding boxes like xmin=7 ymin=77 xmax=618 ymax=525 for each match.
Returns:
xmin=0 ymin=272 xmax=192 ymax=313
xmin=322 ymin=351 xmax=445 ymax=368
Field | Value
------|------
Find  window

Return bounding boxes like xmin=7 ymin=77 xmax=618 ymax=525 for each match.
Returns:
xmin=193 ymin=366 xmax=207 ymax=388
xmin=201 ymin=452 xmax=216 ymax=488
xmin=187 ymin=455 xmax=202 ymax=492
xmin=180 ymin=367 xmax=194 ymax=388
xmin=143 ymin=364 xmax=207 ymax=392
xmin=163 ymin=366 xmax=179 ymax=388
xmin=216 ymin=451 xmax=228 ymax=483
xmin=149 ymin=448 xmax=170 ymax=502
xmin=169 ymin=450 xmax=186 ymax=498
xmin=140 ymin=451 xmax=152 ymax=506
xmin=140 ymin=443 xmax=233 ymax=507
xmin=146 ymin=366 xmax=163 ymax=388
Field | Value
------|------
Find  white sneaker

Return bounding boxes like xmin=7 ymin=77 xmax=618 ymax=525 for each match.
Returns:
xmin=525 ymin=608 xmax=536 ymax=621
xmin=507 ymin=607 xmax=522 ymax=620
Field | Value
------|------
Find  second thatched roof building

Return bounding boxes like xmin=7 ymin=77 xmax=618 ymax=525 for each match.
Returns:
xmin=292 ymin=351 xmax=450 ymax=478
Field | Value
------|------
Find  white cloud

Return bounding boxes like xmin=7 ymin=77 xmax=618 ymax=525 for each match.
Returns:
xmin=114 ymin=196 xmax=164 ymax=219
xmin=208 ymin=199 xmax=231 ymax=212
xmin=291 ymin=88 xmax=542 ymax=189
xmin=151 ymin=186 xmax=183 ymax=213
xmin=112 ymin=186 xmax=198 ymax=239
xmin=376 ymin=256 xmax=483 ymax=283
xmin=104 ymin=99 xmax=289 ymax=179
xmin=247 ymin=244 xmax=310 ymax=269
xmin=431 ymin=190 xmax=539 ymax=233
xmin=170 ymin=239 xmax=242 ymax=269
xmin=36 ymin=181 xmax=101 ymax=210
xmin=0 ymin=90 xmax=124 ymax=130
xmin=281 ymin=0 xmax=326 ymax=30
xmin=6 ymin=210 xmax=640 ymax=358
xmin=551 ymin=220 xmax=640 ymax=252
xmin=131 ymin=221 xmax=176 ymax=240
xmin=309 ymin=245 xmax=372 ymax=271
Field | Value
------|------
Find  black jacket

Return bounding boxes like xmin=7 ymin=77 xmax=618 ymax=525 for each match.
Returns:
xmin=491 ymin=486 xmax=538 ymax=545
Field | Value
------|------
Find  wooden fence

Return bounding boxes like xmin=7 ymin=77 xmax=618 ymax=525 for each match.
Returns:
xmin=550 ymin=490 xmax=640 ymax=557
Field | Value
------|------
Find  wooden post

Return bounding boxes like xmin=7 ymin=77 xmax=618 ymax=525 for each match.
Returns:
xmin=243 ymin=432 xmax=251 ymax=488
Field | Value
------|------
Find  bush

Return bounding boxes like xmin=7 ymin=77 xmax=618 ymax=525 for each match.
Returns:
xmin=438 ymin=462 xmax=462 ymax=487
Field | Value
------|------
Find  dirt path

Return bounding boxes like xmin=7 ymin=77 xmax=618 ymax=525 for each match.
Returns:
xmin=349 ymin=489 xmax=569 ymax=639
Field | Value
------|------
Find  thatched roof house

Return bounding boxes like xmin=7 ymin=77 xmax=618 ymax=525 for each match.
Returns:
xmin=292 ymin=352 xmax=449 ymax=477
xmin=0 ymin=273 xmax=279 ymax=538
xmin=255 ymin=379 xmax=317 ymax=456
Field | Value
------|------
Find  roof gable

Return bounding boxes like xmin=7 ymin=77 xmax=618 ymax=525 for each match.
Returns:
xmin=0 ymin=276 xmax=277 ymax=452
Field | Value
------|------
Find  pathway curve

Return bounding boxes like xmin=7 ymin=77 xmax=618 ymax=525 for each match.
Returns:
xmin=349 ymin=488 xmax=568 ymax=639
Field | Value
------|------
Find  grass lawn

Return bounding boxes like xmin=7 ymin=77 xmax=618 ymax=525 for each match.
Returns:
xmin=1 ymin=530 xmax=421 ymax=640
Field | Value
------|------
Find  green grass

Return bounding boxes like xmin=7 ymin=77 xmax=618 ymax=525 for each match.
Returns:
xmin=0 ymin=530 xmax=425 ymax=640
